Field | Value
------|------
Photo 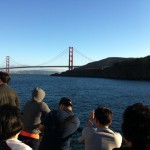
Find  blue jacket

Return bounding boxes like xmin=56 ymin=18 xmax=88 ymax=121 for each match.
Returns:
xmin=38 ymin=108 xmax=80 ymax=150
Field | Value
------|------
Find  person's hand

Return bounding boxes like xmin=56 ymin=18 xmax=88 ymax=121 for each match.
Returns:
xmin=88 ymin=110 xmax=95 ymax=127
xmin=89 ymin=110 xmax=95 ymax=122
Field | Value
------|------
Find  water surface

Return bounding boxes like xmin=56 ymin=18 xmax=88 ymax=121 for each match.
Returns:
xmin=10 ymin=74 xmax=150 ymax=149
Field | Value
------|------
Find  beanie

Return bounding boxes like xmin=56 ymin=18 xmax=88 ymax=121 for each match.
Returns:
xmin=32 ymin=87 xmax=45 ymax=102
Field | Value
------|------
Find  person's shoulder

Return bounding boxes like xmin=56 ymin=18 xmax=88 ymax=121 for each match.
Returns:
xmin=107 ymin=129 xmax=122 ymax=143
xmin=6 ymin=139 xmax=32 ymax=150
xmin=112 ymin=130 xmax=122 ymax=135
xmin=69 ymin=113 xmax=79 ymax=119
xmin=82 ymin=127 xmax=96 ymax=133
xmin=73 ymin=115 xmax=80 ymax=123
xmin=16 ymin=141 xmax=32 ymax=150
xmin=82 ymin=127 xmax=96 ymax=137
xmin=113 ymin=147 xmax=131 ymax=150
xmin=3 ymin=84 xmax=17 ymax=94
xmin=5 ymin=84 xmax=15 ymax=90
xmin=66 ymin=114 xmax=79 ymax=123
xmin=47 ymin=109 xmax=58 ymax=117
xmin=40 ymin=102 xmax=51 ymax=112
xmin=65 ymin=111 xmax=80 ymax=122
xmin=108 ymin=130 xmax=122 ymax=147
xmin=36 ymin=101 xmax=47 ymax=108
xmin=41 ymin=101 xmax=48 ymax=105
xmin=113 ymin=131 xmax=122 ymax=138
xmin=0 ymin=84 xmax=17 ymax=97
xmin=108 ymin=128 xmax=122 ymax=136
xmin=0 ymin=83 xmax=9 ymax=89
xmin=40 ymin=101 xmax=50 ymax=108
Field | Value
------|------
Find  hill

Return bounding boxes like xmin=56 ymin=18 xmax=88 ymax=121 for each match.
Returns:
xmin=51 ymin=56 xmax=150 ymax=80
xmin=75 ymin=57 xmax=134 ymax=70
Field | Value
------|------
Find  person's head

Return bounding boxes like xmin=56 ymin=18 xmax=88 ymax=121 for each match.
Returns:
xmin=59 ymin=97 xmax=72 ymax=110
xmin=122 ymin=103 xmax=150 ymax=149
xmin=32 ymin=87 xmax=45 ymax=102
xmin=0 ymin=104 xmax=23 ymax=140
xmin=0 ymin=71 xmax=10 ymax=84
xmin=95 ymin=107 xmax=113 ymax=127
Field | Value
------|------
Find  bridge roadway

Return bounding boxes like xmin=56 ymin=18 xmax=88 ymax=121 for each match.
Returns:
xmin=0 ymin=65 xmax=80 ymax=69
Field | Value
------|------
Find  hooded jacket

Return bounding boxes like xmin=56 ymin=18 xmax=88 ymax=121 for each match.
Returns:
xmin=22 ymin=87 xmax=50 ymax=134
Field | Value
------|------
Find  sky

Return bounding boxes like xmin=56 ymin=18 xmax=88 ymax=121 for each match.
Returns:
xmin=0 ymin=0 xmax=150 ymax=69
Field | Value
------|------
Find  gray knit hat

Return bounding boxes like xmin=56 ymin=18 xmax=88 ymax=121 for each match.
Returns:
xmin=32 ymin=87 xmax=45 ymax=102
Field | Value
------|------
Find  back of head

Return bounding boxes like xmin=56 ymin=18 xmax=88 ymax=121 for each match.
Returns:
xmin=32 ymin=87 xmax=45 ymax=102
xmin=0 ymin=104 xmax=23 ymax=140
xmin=122 ymin=103 xmax=150 ymax=149
xmin=0 ymin=71 xmax=10 ymax=83
xmin=95 ymin=107 xmax=112 ymax=126
xmin=59 ymin=97 xmax=72 ymax=107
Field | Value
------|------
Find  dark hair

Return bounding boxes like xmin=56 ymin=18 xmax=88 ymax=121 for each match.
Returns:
xmin=0 ymin=71 xmax=10 ymax=83
xmin=122 ymin=103 xmax=150 ymax=150
xmin=59 ymin=97 xmax=72 ymax=107
xmin=95 ymin=107 xmax=112 ymax=126
xmin=0 ymin=105 xmax=23 ymax=140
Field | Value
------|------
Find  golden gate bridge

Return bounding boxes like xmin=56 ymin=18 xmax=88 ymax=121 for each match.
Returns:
xmin=0 ymin=47 xmax=93 ymax=73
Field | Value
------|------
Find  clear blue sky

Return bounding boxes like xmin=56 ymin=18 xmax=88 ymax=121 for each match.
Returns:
xmin=0 ymin=0 xmax=150 ymax=68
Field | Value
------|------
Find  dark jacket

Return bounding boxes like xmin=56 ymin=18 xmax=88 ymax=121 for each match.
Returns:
xmin=39 ymin=108 xmax=80 ymax=150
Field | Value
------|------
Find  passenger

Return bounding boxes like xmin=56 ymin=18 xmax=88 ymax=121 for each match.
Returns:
xmin=19 ymin=87 xmax=50 ymax=150
xmin=0 ymin=104 xmax=32 ymax=150
xmin=0 ymin=71 xmax=19 ymax=107
xmin=38 ymin=97 xmax=80 ymax=150
xmin=113 ymin=103 xmax=150 ymax=150
xmin=78 ymin=107 xmax=122 ymax=150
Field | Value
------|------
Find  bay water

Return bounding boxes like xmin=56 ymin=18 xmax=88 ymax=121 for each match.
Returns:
xmin=9 ymin=74 xmax=150 ymax=149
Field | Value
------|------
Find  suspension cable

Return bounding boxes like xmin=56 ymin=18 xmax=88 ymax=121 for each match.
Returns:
xmin=37 ymin=48 xmax=68 ymax=66
xmin=74 ymin=48 xmax=94 ymax=62
xmin=9 ymin=57 xmax=28 ymax=67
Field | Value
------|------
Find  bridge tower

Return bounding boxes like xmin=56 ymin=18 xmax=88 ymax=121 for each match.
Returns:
xmin=6 ymin=56 xmax=9 ymax=73
xmin=68 ymin=47 xmax=73 ymax=70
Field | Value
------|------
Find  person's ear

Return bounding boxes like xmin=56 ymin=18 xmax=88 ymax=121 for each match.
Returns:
xmin=109 ymin=120 xmax=112 ymax=125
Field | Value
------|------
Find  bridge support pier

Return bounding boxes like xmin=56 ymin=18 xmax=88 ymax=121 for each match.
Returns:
xmin=69 ymin=47 xmax=73 ymax=70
